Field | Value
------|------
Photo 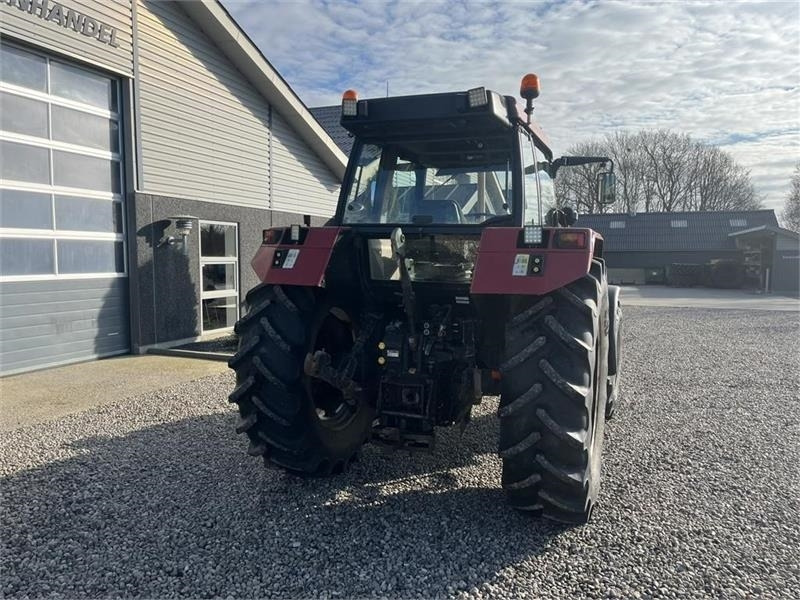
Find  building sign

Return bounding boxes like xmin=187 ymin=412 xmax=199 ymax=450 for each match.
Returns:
xmin=4 ymin=0 xmax=119 ymax=47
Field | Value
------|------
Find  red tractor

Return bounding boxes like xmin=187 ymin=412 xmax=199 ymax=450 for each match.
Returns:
xmin=228 ymin=75 xmax=622 ymax=524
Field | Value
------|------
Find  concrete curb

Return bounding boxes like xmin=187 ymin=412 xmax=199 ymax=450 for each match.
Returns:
xmin=147 ymin=348 xmax=233 ymax=362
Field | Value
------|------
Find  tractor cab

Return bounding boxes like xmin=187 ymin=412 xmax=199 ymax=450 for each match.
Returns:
xmin=335 ymin=83 xmax=555 ymax=231
xmin=325 ymin=78 xmax=615 ymax=290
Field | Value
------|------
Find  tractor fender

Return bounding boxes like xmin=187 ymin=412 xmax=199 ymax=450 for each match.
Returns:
xmin=470 ymin=227 xmax=602 ymax=296
xmin=607 ymin=284 xmax=622 ymax=376
xmin=251 ymin=227 xmax=343 ymax=287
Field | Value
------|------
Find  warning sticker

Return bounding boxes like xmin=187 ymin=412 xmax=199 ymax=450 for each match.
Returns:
xmin=283 ymin=249 xmax=300 ymax=269
xmin=512 ymin=254 xmax=529 ymax=276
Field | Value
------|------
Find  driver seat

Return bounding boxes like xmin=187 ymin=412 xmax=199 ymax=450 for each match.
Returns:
xmin=420 ymin=200 xmax=464 ymax=224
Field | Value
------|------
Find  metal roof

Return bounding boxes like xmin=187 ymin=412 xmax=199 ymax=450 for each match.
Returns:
xmin=309 ymin=105 xmax=354 ymax=156
xmin=577 ymin=210 xmax=779 ymax=252
xmin=727 ymin=224 xmax=800 ymax=240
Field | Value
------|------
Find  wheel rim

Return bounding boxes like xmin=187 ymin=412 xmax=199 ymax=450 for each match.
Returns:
xmin=307 ymin=309 xmax=358 ymax=430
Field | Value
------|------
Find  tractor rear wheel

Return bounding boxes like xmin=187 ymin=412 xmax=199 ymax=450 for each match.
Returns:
xmin=228 ymin=284 xmax=373 ymax=475
xmin=498 ymin=260 xmax=609 ymax=524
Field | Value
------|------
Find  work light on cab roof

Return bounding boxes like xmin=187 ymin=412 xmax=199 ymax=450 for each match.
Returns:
xmin=341 ymin=89 xmax=358 ymax=116
xmin=466 ymin=86 xmax=488 ymax=108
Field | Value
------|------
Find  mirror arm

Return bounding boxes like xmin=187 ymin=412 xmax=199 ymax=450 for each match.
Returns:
xmin=551 ymin=156 xmax=614 ymax=178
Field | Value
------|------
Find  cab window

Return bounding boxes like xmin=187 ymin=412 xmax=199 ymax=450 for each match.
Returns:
xmin=533 ymin=144 xmax=557 ymax=216
xmin=520 ymin=133 xmax=540 ymax=225
xmin=342 ymin=143 xmax=513 ymax=225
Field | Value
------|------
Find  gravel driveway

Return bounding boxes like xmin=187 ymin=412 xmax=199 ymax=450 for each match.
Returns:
xmin=2 ymin=307 xmax=798 ymax=599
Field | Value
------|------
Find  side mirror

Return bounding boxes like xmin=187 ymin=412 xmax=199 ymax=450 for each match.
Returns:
xmin=597 ymin=172 xmax=616 ymax=205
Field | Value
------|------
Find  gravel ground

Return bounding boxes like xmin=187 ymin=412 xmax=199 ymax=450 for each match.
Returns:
xmin=2 ymin=307 xmax=799 ymax=599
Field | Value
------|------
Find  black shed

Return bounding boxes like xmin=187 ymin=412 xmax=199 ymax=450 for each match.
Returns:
xmin=728 ymin=225 xmax=800 ymax=295
xmin=577 ymin=210 xmax=798 ymax=294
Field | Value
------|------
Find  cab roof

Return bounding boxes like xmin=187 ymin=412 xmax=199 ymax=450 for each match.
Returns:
xmin=340 ymin=89 xmax=553 ymax=161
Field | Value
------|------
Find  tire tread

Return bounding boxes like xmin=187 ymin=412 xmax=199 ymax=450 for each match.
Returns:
xmin=499 ymin=262 xmax=609 ymax=525
xmin=229 ymin=284 xmax=370 ymax=476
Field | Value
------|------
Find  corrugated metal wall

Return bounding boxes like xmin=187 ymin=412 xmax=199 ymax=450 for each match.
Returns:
xmin=271 ymin=109 xmax=340 ymax=217
xmin=0 ymin=278 xmax=129 ymax=375
xmin=136 ymin=1 xmax=339 ymax=215
xmin=136 ymin=0 xmax=271 ymax=209
xmin=0 ymin=0 xmax=134 ymax=75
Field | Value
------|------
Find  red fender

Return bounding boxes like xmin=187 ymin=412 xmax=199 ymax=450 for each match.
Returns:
xmin=471 ymin=228 xmax=601 ymax=296
xmin=251 ymin=227 xmax=343 ymax=287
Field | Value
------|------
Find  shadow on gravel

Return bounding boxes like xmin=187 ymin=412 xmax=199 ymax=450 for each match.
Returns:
xmin=2 ymin=408 xmax=567 ymax=598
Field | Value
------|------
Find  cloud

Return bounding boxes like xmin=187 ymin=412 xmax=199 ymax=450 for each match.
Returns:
xmin=222 ymin=0 xmax=800 ymax=211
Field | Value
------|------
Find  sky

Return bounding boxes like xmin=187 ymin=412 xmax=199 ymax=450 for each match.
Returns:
xmin=221 ymin=0 xmax=800 ymax=212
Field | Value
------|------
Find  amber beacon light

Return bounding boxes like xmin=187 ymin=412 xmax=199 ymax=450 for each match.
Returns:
xmin=342 ymin=89 xmax=358 ymax=116
xmin=520 ymin=73 xmax=540 ymax=100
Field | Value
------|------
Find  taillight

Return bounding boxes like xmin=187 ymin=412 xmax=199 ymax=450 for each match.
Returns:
xmin=554 ymin=231 xmax=587 ymax=249
xmin=262 ymin=228 xmax=283 ymax=245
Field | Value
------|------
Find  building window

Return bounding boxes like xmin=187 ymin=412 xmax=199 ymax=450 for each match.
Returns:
xmin=670 ymin=220 xmax=688 ymax=228
xmin=200 ymin=221 xmax=238 ymax=332
xmin=0 ymin=42 xmax=124 ymax=281
xmin=610 ymin=220 xmax=626 ymax=229
xmin=729 ymin=219 xmax=747 ymax=228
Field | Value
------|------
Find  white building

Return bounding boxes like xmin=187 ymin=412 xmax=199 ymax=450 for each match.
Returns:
xmin=0 ymin=0 xmax=348 ymax=374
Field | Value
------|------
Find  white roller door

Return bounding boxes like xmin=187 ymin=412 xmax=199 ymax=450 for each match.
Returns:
xmin=0 ymin=41 xmax=129 ymax=375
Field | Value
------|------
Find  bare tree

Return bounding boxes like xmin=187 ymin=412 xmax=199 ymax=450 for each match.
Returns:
xmin=688 ymin=146 xmax=759 ymax=212
xmin=554 ymin=130 xmax=762 ymax=214
xmin=641 ymin=130 xmax=696 ymax=212
xmin=781 ymin=163 xmax=800 ymax=232
xmin=603 ymin=131 xmax=644 ymax=214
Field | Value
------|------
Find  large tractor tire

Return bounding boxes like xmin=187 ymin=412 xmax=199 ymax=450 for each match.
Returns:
xmin=228 ymin=284 xmax=373 ymax=475
xmin=498 ymin=260 xmax=609 ymax=524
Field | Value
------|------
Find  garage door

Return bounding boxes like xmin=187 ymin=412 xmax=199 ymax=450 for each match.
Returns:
xmin=0 ymin=42 xmax=129 ymax=375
